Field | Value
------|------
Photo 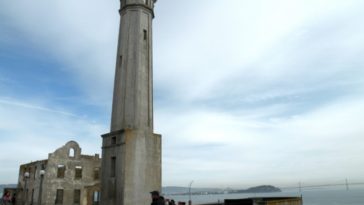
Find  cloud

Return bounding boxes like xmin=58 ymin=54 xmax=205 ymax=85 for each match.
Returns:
xmin=0 ymin=0 xmax=364 ymax=187
xmin=0 ymin=98 xmax=76 ymax=117
xmin=0 ymin=97 xmax=107 ymax=183
xmin=159 ymin=96 xmax=364 ymax=187
xmin=0 ymin=0 xmax=119 ymax=104
xmin=154 ymin=0 xmax=364 ymax=105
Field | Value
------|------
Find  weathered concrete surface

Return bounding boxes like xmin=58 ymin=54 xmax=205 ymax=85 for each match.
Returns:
xmin=101 ymin=0 xmax=161 ymax=205
xmin=101 ymin=130 xmax=161 ymax=205
xmin=110 ymin=0 xmax=156 ymax=131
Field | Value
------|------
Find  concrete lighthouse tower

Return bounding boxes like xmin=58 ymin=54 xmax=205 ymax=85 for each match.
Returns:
xmin=100 ymin=0 xmax=161 ymax=204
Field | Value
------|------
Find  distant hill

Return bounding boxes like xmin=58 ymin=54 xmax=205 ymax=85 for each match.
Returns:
xmin=235 ymin=185 xmax=281 ymax=193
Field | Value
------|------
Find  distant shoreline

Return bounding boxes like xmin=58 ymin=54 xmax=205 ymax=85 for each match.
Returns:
xmin=164 ymin=185 xmax=281 ymax=196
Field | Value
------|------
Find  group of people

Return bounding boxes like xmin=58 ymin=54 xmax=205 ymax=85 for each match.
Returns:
xmin=151 ymin=191 xmax=176 ymax=205
xmin=1 ymin=192 xmax=16 ymax=205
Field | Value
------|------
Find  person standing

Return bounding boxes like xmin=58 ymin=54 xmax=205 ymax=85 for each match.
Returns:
xmin=150 ymin=191 xmax=165 ymax=205
xmin=2 ymin=192 xmax=11 ymax=205
xmin=11 ymin=193 xmax=16 ymax=205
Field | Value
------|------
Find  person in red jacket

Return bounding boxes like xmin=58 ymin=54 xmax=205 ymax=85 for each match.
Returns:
xmin=2 ymin=191 xmax=11 ymax=205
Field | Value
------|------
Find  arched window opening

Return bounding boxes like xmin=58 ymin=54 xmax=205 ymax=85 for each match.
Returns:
xmin=69 ymin=148 xmax=75 ymax=157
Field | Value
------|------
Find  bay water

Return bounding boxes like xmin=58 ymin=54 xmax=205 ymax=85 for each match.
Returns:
xmin=164 ymin=187 xmax=364 ymax=205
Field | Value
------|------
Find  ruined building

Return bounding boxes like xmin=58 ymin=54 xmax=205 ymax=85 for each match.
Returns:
xmin=17 ymin=141 xmax=101 ymax=205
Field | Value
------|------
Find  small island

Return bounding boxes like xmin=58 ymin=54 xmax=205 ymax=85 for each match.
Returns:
xmin=232 ymin=185 xmax=281 ymax=194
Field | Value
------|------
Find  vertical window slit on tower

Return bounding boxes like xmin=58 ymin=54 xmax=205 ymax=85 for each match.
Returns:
xmin=119 ymin=55 xmax=123 ymax=70
xmin=143 ymin=29 xmax=147 ymax=40
xmin=111 ymin=136 xmax=116 ymax=145
xmin=110 ymin=157 xmax=116 ymax=177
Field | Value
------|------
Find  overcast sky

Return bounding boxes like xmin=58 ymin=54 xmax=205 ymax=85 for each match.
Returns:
xmin=0 ymin=0 xmax=364 ymax=188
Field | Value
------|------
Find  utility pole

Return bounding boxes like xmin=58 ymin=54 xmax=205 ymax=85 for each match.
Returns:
xmin=38 ymin=170 xmax=45 ymax=205
xmin=298 ymin=182 xmax=302 ymax=193
xmin=188 ymin=180 xmax=194 ymax=205
xmin=23 ymin=171 xmax=30 ymax=205
xmin=345 ymin=178 xmax=349 ymax=191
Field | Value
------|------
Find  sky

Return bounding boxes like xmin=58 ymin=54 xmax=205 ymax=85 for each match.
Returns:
xmin=0 ymin=0 xmax=364 ymax=188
